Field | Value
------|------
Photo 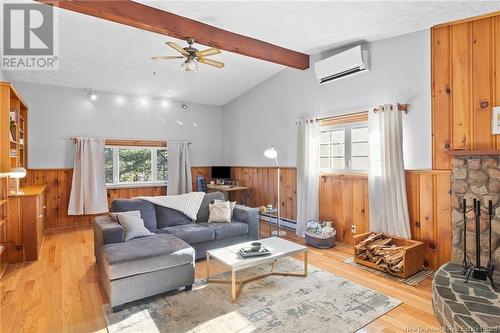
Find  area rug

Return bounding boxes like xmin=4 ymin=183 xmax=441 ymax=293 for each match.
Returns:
xmin=104 ymin=257 xmax=401 ymax=333
xmin=342 ymin=257 xmax=435 ymax=286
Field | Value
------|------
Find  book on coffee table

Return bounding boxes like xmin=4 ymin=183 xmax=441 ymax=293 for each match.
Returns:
xmin=238 ymin=246 xmax=271 ymax=258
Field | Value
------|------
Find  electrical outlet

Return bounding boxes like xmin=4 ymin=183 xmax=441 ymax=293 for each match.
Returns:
xmin=351 ymin=225 xmax=357 ymax=234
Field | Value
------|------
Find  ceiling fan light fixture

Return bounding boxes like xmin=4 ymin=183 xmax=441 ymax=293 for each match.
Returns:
xmin=181 ymin=59 xmax=199 ymax=72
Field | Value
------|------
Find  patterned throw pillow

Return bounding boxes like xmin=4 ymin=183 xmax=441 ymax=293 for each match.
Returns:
xmin=116 ymin=214 xmax=154 ymax=241
xmin=109 ymin=210 xmax=141 ymax=223
xmin=208 ymin=201 xmax=232 ymax=223
xmin=214 ymin=199 xmax=236 ymax=217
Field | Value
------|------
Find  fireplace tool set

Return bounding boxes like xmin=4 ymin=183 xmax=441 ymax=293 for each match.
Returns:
xmin=461 ymin=198 xmax=496 ymax=288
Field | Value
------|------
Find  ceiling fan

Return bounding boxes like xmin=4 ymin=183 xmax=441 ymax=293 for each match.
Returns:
xmin=151 ymin=38 xmax=224 ymax=71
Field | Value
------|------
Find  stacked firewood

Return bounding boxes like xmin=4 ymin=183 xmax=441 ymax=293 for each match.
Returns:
xmin=354 ymin=233 xmax=407 ymax=273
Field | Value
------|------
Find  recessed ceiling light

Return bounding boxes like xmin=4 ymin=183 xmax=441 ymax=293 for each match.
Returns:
xmin=193 ymin=122 xmax=198 ymax=127
xmin=115 ymin=96 xmax=125 ymax=105
xmin=161 ymin=99 xmax=170 ymax=108
xmin=176 ymin=120 xmax=184 ymax=125
xmin=139 ymin=97 xmax=149 ymax=107
xmin=89 ymin=92 xmax=97 ymax=101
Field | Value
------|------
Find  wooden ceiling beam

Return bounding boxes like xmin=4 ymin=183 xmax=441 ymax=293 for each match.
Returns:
xmin=37 ymin=0 xmax=310 ymax=70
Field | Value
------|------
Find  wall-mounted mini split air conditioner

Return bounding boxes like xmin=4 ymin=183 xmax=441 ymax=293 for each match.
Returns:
xmin=314 ymin=45 xmax=369 ymax=84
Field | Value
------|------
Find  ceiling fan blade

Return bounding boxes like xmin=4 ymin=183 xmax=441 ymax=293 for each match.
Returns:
xmin=199 ymin=58 xmax=225 ymax=68
xmin=166 ymin=42 xmax=190 ymax=56
xmin=196 ymin=48 xmax=221 ymax=57
xmin=151 ymin=55 xmax=185 ymax=60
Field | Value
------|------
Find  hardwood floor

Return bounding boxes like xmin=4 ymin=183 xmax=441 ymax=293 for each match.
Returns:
xmin=0 ymin=225 xmax=439 ymax=333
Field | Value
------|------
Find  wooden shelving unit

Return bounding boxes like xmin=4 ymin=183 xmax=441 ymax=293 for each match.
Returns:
xmin=7 ymin=90 xmax=28 ymax=170
xmin=1 ymin=82 xmax=29 ymax=277
xmin=0 ymin=174 xmax=9 ymax=277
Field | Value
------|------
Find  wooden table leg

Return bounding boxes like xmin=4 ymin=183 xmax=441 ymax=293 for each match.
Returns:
xmin=304 ymin=251 xmax=308 ymax=277
xmin=206 ymin=253 xmax=210 ymax=281
xmin=231 ymin=270 xmax=237 ymax=302
xmin=271 ymin=260 xmax=277 ymax=272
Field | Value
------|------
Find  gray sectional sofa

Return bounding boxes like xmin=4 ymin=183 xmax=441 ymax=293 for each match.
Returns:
xmin=93 ymin=191 xmax=259 ymax=311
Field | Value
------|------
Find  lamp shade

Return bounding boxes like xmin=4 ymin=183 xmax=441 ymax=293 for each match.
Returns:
xmin=264 ymin=147 xmax=278 ymax=159
xmin=10 ymin=167 xmax=26 ymax=179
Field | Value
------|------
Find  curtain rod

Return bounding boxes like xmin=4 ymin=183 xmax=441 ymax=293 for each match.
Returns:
xmin=372 ymin=103 xmax=409 ymax=113
xmin=296 ymin=103 xmax=409 ymax=125
xmin=68 ymin=137 xmax=192 ymax=145
xmin=296 ymin=110 xmax=369 ymax=125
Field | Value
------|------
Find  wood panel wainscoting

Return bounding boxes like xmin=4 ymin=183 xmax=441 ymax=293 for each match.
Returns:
xmin=22 ymin=167 xmax=211 ymax=229
xmin=432 ymin=13 xmax=500 ymax=169
xmin=405 ymin=170 xmax=452 ymax=269
xmin=319 ymin=171 xmax=451 ymax=269
xmin=319 ymin=173 xmax=369 ymax=245
xmin=25 ymin=166 xmax=450 ymax=269
xmin=230 ymin=167 xmax=297 ymax=221
xmin=231 ymin=167 xmax=451 ymax=270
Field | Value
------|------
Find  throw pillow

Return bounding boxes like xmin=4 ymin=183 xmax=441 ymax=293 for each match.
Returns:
xmin=109 ymin=210 xmax=141 ymax=223
xmin=214 ymin=199 xmax=236 ymax=216
xmin=208 ymin=201 xmax=232 ymax=223
xmin=116 ymin=214 xmax=154 ymax=241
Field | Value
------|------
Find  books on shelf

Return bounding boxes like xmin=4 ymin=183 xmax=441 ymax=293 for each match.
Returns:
xmin=10 ymin=149 xmax=17 ymax=157
xmin=10 ymin=127 xmax=16 ymax=142
xmin=9 ymin=110 xmax=18 ymax=123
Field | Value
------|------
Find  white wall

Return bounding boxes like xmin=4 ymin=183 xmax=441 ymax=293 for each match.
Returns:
xmin=14 ymin=82 xmax=224 ymax=168
xmin=223 ymin=30 xmax=431 ymax=170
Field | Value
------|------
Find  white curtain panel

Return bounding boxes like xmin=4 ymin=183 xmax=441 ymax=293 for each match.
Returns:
xmin=296 ymin=119 xmax=320 ymax=237
xmin=368 ymin=104 xmax=411 ymax=239
xmin=68 ymin=137 xmax=108 ymax=215
xmin=167 ymin=142 xmax=193 ymax=195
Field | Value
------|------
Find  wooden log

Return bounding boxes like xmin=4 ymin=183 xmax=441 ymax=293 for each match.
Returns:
xmin=358 ymin=232 xmax=383 ymax=246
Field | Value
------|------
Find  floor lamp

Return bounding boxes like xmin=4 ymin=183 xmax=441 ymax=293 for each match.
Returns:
xmin=264 ymin=147 xmax=287 ymax=237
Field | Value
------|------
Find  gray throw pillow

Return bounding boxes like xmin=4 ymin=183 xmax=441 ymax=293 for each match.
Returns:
xmin=197 ymin=192 xmax=225 ymax=222
xmin=117 ymin=214 xmax=154 ymax=241
xmin=109 ymin=210 xmax=141 ymax=223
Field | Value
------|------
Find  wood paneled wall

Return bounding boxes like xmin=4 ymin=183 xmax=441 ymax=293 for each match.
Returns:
xmin=231 ymin=168 xmax=450 ymax=269
xmin=230 ymin=167 xmax=297 ymax=221
xmin=318 ymin=171 xmax=451 ymax=269
xmin=24 ymin=165 xmax=450 ymax=268
xmin=405 ymin=171 xmax=451 ymax=269
xmin=432 ymin=14 xmax=500 ymax=169
xmin=23 ymin=167 xmax=211 ymax=229
xmin=319 ymin=174 xmax=369 ymax=245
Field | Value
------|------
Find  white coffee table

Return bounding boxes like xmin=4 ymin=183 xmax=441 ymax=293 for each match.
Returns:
xmin=206 ymin=237 xmax=308 ymax=302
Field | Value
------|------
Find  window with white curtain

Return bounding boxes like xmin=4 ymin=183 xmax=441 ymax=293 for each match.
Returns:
xmin=104 ymin=146 xmax=168 ymax=186
xmin=320 ymin=122 xmax=369 ymax=172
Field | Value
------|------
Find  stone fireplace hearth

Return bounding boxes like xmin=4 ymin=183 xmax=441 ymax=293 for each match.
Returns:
xmin=433 ymin=154 xmax=500 ymax=332
xmin=451 ymin=155 xmax=500 ymax=271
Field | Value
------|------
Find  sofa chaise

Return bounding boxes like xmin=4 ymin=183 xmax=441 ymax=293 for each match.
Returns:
xmin=93 ymin=191 xmax=259 ymax=311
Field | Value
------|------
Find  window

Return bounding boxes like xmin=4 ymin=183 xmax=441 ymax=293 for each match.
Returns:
xmin=320 ymin=122 xmax=369 ymax=172
xmin=105 ymin=145 xmax=168 ymax=186
xmin=320 ymin=128 xmax=345 ymax=169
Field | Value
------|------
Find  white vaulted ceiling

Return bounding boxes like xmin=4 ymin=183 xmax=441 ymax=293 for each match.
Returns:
xmin=4 ymin=1 xmax=500 ymax=106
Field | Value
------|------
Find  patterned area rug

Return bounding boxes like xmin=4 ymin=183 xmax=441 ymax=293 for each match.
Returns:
xmin=104 ymin=257 xmax=401 ymax=333
xmin=342 ymin=257 xmax=435 ymax=286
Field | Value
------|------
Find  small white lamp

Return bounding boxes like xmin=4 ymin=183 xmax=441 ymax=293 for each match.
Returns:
xmin=10 ymin=167 xmax=26 ymax=194
xmin=264 ymin=147 xmax=286 ymax=237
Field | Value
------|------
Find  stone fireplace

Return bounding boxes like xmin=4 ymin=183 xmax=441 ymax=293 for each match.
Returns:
xmin=451 ymin=155 xmax=500 ymax=268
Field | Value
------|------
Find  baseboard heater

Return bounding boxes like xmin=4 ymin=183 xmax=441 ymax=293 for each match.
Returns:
xmin=260 ymin=214 xmax=296 ymax=230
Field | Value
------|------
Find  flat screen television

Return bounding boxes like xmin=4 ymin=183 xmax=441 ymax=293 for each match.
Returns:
xmin=211 ymin=166 xmax=231 ymax=179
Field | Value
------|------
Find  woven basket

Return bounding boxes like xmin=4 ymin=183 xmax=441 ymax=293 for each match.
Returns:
xmin=304 ymin=231 xmax=336 ymax=249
